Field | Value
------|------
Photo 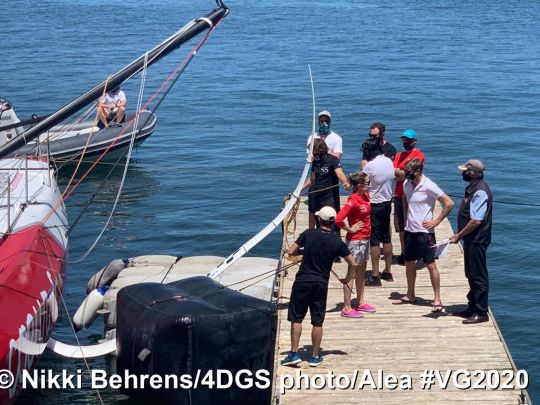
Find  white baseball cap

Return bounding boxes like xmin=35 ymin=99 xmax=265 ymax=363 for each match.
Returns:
xmin=315 ymin=206 xmax=337 ymax=221
xmin=318 ymin=110 xmax=332 ymax=120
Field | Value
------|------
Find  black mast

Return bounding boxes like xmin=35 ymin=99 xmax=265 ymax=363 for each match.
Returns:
xmin=0 ymin=3 xmax=229 ymax=159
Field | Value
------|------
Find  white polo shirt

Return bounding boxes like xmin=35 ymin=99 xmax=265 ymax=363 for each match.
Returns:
xmin=306 ymin=131 xmax=343 ymax=156
xmin=363 ymin=154 xmax=394 ymax=203
xmin=403 ymin=175 xmax=444 ymax=233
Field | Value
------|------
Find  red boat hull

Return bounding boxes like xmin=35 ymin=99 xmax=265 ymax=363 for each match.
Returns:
xmin=0 ymin=224 xmax=66 ymax=404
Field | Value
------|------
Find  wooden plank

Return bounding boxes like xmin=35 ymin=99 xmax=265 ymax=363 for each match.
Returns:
xmin=273 ymin=197 xmax=525 ymax=403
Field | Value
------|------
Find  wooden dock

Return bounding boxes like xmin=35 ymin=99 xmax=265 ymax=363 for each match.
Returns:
xmin=274 ymin=197 xmax=529 ymax=404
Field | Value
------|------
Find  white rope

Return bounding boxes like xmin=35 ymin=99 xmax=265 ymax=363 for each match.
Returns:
xmin=67 ymin=53 xmax=149 ymax=263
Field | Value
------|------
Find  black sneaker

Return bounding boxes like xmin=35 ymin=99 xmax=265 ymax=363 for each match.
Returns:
xmin=380 ymin=271 xmax=394 ymax=282
xmin=365 ymin=275 xmax=382 ymax=287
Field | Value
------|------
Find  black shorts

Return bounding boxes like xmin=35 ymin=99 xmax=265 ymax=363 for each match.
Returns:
xmin=393 ymin=197 xmax=405 ymax=232
xmin=370 ymin=201 xmax=392 ymax=245
xmin=404 ymin=231 xmax=436 ymax=265
xmin=287 ymin=281 xmax=328 ymax=327
xmin=308 ymin=189 xmax=339 ymax=213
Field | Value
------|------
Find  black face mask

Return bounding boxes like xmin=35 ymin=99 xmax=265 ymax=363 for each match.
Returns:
xmin=402 ymin=140 xmax=414 ymax=151
xmin=462 ymin=172 xmax=473 ymax=182
xmin=405 ymin=170 xmax=417 ymax=181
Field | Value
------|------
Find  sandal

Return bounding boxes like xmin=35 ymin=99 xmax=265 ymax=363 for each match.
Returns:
xmin=431 ymin=303 xmax=444 ymax=313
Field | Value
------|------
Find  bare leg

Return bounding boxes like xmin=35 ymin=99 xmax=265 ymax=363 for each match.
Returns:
xmin=343 ymin=270 xmax=356 ymax=311
xmin=312 ymin=326 xmax=323 ymax=357
xmin=383 ymin=242 xmax=393 ymax=272
xmin=426 ymin=262 xmax=442 ymax=307
xmin=291 ymin=323 xmax=302 ymax=352
xmin=405 ymin=260 xmax=417 ymax=300
xmin=370 ymin=245 xmax=380 ymax=277
xmin=116 ymin=106 xmax=125 ymax=124
xmin=97 ymin=107 xmax=111 ymax=128
xmin=355 ymin=262 xmax=367 ymax=305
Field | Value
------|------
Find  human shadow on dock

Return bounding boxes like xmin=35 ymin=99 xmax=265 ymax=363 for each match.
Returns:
xmin=388 ymin=292 xmax=452 ymax=319
xmin=279 ymin=346 xmax=348 ymax=359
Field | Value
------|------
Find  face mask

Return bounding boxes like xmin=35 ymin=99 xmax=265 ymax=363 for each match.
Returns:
xmin=462 ymin=172 xmax=473 ymax=182
xmin=319 ymin=122 xmax=330 ymax=136
xmin=402 ymin=140 xmax=414 ymax=151
xmin=405 ymin=170 xmax=417 ymax=181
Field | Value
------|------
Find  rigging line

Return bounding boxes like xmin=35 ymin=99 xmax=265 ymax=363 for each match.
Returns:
xmin=3 ymin=15 xmax=226 ymax=237
xmin=36 ymin=232 xmax=104 ymax=405
xmin=61 ymin=78 xmax=112 ymax=199
xmin=307 ymin=183 xmax=340 ymax=194
xmin=152 ymin=261 xmax=299 ymax=304
xmin=14 ymin=104 xmax=96 ymax=158
xmin=54 ymin=20 xmax=217 ymax=170
xmin=54 ymin=13 xmax=227 ymax=219
xmin=64 ymin=144 xmax=127 ymax=237
xmin=145 ymin=11 xmax=226 ymax=123
xmin=330 ymin=269 xmax=354 ymax=294
xmin=446 ymin=193 xmax=540 ymax=208
xmin=67 ymin=54 xmax=149 ymax=263
xmin=160 ymin=256 xmax=184 ymax=284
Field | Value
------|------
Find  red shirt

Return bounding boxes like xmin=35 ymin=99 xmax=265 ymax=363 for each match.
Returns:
xmin=335 ymin=192 xmax=371 ymax=240
xmin=394 ymin=149 xmax=426 ymax=198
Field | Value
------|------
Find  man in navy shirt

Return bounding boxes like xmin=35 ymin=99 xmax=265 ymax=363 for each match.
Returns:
xmin=282 ymin=206 xmax=356 ymax=367
xmin=450 ymin=159 xmax=493 ymax=324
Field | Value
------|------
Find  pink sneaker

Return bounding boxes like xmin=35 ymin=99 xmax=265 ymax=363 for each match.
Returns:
xmin=340 ymin=308 xmax=364 ymax=318
xmin=357 ymin=303 xmax=376 ymax=313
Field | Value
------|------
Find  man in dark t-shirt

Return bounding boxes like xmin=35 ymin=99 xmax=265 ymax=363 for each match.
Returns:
xmin=360 ymin=122 xmax=397 ymax=168
xmin=282 ymin=206 xmax=356 ymax=367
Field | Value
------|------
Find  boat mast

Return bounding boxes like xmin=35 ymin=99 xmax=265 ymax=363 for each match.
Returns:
xmin=0 ymin=3 xmax=229 ymax=160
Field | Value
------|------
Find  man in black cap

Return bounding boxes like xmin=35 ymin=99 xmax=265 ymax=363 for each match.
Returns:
xmin=449 ymin=159 xmax=493 ymax=324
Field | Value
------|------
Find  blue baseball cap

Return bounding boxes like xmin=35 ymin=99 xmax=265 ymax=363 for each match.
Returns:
xmin=401 ymin=129 xmax=417 ymax=139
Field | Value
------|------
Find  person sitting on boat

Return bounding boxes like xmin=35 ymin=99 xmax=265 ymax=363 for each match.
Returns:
xmin=306 ymin=110 xmax=343 ymax=159
xmin=97 ymin=86 xmax=126 ymax=128
xmin=303 ymin=138 xmax=350 ymax=229
xmin=335 ymin=172 xmax=376 ymax=318
xmin=282 ymin=206 xmax=357 ymax=367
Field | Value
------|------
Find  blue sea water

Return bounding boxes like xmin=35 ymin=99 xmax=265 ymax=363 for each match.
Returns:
xmin=3 ymin=0 xmax=539 ymax=403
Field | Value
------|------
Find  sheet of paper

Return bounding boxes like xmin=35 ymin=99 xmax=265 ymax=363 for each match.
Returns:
xmin=431 ymin=238 xmax=451 ymax=258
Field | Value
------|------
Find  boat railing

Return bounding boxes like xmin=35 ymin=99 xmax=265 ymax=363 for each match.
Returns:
xmin=0 ymin=156 xmax=52 ymax=234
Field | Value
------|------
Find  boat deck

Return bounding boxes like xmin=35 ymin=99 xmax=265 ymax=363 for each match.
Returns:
xmin=274 ymin=197 xmax=528 ymax=404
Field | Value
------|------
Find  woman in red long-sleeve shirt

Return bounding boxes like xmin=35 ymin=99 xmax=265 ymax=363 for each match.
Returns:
xmin=335 ymin=172 xmax=377 ymax=318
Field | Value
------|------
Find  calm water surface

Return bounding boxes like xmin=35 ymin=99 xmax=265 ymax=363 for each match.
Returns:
xmin=3 ymin=0 xmax=539 ymax=403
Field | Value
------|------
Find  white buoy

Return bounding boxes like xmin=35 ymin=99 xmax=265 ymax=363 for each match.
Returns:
xmin=72 ymin=287 xmax=107 ymax=331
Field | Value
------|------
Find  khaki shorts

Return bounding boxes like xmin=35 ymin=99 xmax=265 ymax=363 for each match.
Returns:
xmin=347 ymin=239 xmax=370 ymax=265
